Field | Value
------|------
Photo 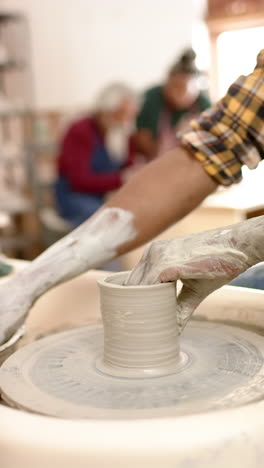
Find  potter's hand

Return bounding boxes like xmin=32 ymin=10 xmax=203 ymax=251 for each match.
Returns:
xmin=126 ymin=216 xmax=264 ymax=332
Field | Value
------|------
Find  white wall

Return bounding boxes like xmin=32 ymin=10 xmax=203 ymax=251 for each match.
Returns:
xmin=1 ymin=0 xmax=206 ymax=110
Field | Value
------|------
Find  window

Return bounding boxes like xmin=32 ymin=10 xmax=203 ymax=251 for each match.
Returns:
xmin=217 ymin=26 xmax=264 ymax=97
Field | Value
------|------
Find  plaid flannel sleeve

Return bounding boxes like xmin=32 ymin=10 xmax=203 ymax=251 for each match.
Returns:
xmin=180 ymin=49 xmax=264 ymax=186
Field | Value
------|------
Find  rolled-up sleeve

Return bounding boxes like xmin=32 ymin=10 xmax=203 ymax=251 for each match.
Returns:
xmin=180 ymin=49 xmax=264 ymax=186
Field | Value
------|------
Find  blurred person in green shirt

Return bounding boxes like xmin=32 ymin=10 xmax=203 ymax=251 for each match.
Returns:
xmin=135 ymin=48 xmax=211 ymax=159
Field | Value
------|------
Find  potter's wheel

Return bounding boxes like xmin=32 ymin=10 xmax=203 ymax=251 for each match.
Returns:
xmin=1 ymin=320 xmax=264 ymax=419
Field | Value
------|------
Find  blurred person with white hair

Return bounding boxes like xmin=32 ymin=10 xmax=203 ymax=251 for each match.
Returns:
xmin=55 ymin=83 xmax=140 ymax=227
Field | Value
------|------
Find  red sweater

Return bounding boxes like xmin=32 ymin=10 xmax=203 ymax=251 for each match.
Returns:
xmin=57 ymin=116 xmax=135 ymax=194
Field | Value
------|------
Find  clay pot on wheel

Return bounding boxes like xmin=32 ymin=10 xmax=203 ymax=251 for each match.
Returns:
xmin=97 ymin=271 xmax=184 ymax=378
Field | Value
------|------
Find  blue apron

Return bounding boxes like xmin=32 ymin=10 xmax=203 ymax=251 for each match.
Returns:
xmin=55 ymin=140 xmax=123 ymax=227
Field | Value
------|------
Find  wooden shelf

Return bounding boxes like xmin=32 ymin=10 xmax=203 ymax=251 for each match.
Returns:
xmin=26 ymin=142 xmax=57 ymax=154
xmin=0 ymin=12 xmax=36 ymax=258
xmin=0 ymin=192 xmax=33 ymax=215
xmin=0 ymin=13 xmax=24 ymax=23
xmin=0 ymin=60 xmax=26 ymax=72
xmin=0 ymin=109 xmax=29 ymax=118
xmin=0 ymin=235 xmax=36 ymax=250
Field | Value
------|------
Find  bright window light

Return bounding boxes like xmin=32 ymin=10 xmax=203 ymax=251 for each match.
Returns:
xmin=217 ymin=26 xmax=264 ymax=97
xmin=192 ymin=22 xmax=210 ymax=71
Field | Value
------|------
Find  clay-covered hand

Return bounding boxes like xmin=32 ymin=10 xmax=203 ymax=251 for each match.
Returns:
xmin=126 ymin=216 xmax=264 ymax=332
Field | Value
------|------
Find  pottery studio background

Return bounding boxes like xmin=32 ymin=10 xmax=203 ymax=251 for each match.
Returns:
xmin=0 ymin=0 xmax=263 ymax=271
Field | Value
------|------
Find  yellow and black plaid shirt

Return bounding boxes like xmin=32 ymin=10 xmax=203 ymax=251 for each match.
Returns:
xmin=181 ymin=49 xmax=264 ymax=185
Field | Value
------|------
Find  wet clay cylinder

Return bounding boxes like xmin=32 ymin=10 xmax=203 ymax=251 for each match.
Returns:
xmin=96 ymin=271 xmax=183 ymax=378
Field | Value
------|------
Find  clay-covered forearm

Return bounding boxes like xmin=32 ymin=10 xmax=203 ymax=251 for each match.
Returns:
xmin=230 ymin=215 xmax=264 ymax=266
xmin=13 ymin=207 xmax=136 ymax=301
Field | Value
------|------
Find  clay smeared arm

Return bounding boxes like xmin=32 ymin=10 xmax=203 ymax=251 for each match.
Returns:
xmin=0 ymin=148 xmax=216 ymax=345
